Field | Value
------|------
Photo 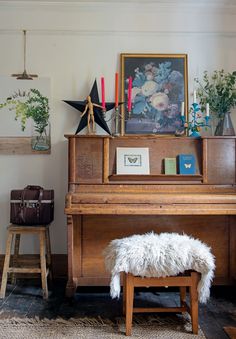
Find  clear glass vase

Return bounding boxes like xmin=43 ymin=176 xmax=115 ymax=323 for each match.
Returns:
xmin=214 ymin=112 xmax=235 ymax=136
xmin=31 ymin=123 xmax=51 ymax=151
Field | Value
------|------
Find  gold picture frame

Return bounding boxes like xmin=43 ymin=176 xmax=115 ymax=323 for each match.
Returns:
xmin=120 ymin=53 xmax=188 ymax=136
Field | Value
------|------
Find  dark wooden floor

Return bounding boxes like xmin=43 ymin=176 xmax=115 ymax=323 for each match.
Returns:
xmin=0 ymin=279 xmax=235 ymax=339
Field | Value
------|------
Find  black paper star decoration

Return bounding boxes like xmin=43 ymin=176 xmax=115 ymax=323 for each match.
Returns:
xmin=64 ymin=79 xmax=121 ymax=135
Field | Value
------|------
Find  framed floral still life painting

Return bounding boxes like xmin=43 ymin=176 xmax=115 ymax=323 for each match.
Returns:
xmin=120 ymin=54 xmax=188 ymax=135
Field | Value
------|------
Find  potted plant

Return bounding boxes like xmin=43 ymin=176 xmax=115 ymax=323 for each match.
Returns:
xmin=0 ymin=88 xmax=50 ymax=150
xmin=195 ymin=70 xmax=236 ymax=135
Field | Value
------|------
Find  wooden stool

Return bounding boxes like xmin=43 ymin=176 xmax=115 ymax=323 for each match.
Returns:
xmin=0 ymin=224 xmax=52 ymax=299
xmin=123 ymin=271 xmax=201 ymax=336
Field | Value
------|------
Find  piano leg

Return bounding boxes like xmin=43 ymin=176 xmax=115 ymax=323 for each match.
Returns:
xmin=66 ymin=215 xmax=81 ymax=297
xmin=66 ymin=281 xmax=77 ymax=298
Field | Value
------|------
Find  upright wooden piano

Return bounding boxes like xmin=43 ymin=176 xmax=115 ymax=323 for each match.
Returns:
xmin=65 ymin=135 xmax=236 ymax=297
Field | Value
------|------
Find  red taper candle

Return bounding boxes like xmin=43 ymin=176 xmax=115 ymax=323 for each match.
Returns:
xmin=127 ymin=76 xmax=132 ymax=112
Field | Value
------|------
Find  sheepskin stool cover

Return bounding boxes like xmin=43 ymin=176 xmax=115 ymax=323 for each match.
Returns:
xmin=104 ymin=232 xmax=215 ymax=303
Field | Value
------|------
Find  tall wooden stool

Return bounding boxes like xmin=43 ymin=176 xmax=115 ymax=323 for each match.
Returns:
xmin=0 ymin=224 xmax=52 ymax=299
xmin=123 ymin=271 xmax=201 ymax=336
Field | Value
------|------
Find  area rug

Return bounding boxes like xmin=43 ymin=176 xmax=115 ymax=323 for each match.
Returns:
xmin=0 ymin=315 xmax=206 ymax=338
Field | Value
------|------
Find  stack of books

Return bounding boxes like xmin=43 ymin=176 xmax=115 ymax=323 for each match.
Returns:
xmin=164 ymin=154 xmax=196 ymax=175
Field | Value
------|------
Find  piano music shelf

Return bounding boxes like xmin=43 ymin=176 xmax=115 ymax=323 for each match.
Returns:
xmin=109 ymin=174 xmax=203 ymax=182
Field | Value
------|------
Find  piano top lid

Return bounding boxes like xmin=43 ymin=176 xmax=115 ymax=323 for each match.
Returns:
xmin=64 ymin=134 xmax=236 ymax=139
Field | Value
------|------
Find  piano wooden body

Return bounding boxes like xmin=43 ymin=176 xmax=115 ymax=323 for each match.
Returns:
xmin=65 ymin=135 xmax=236 ymax=297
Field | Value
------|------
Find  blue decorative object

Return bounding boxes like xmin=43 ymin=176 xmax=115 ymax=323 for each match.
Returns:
xmin=178 ymin=154 xmax=196 ymax=174
xmin=181 ymin=102 xmax=210 ymax=137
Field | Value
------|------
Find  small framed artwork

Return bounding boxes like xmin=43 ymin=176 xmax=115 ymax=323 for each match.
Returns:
xmin=116 ymin=147 xmax=150 ymax=175
xmin=0 ymin=76 xmax=51 ymax=154
xmin=120 ymin=53 xmax=188 ymax=135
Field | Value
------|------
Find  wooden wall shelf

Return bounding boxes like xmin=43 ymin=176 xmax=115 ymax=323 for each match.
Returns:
xmin=0 ymin=137 xmax=51 ymax=155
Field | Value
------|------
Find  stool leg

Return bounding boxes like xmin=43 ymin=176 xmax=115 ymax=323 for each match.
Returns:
xmin=11 ymin=234 xmax=21 ymax=285
xmin=190 ymin=272 xmax=199 ymax=334
xmin=125 ymin=273 xmax=134 ymax=336
xmin=0 ymin=232 xmax=13 ymax=298
xmin=45 ymin=227 xmax=53 ymax=282
xmin=180 ymin=286 xmax=186 ymax=307
xmin=39 ymin=230 xmax=48 ymax=300
xmin=123 ymin=272 xmax=126 ymax=316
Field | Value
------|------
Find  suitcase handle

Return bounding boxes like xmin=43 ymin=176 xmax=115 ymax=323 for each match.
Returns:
xmin=24 ymin=185 xmax=43 ymax=191
xmin=22 ymin=186 xmax=44 ymax=203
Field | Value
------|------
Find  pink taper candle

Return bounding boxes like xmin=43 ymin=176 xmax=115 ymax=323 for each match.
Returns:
xmin=128 ymin=76 xmax=132 ymax=112
xmin=101 ymin=77 xmax=105 ymax=110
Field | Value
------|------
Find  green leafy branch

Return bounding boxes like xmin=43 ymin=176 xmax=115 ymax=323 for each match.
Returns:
xmin=195 ymin=70 xmax=236 ymax=118
xmin=26 ymin=89 xmax=49 ymax=135
xmin=0 ymin=89 xmax=49 ymax=134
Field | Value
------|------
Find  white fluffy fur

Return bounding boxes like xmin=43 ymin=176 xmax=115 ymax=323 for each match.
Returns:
xmin=104 ymin=232 xmax=215 ymax=303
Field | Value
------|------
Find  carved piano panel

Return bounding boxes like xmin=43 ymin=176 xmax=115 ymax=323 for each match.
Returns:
xmin=68 ymin=136 xmax=104 ymax=184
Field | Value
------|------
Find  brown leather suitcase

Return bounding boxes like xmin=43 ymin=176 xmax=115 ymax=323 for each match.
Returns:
xmin=10 ymin=185 xmax=54 ymax=225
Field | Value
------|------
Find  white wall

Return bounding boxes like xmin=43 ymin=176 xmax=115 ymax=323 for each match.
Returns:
xmin=0 ymin=0 xmax=236 ymax=254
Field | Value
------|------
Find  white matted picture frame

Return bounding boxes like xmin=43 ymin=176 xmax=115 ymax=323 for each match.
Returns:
xmin=116 ymin=147 xmax=150 ymax=175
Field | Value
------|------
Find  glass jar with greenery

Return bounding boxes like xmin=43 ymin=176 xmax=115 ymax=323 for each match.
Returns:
xmin=28 ymin=89 xmax=50 ymax=150
xmin=195 ymin=70 xmax=236 ymax=136
xmin=0 ymin=89 xmax=50 ymax=150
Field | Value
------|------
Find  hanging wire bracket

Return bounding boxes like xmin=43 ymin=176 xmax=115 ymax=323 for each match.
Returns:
xmin=11 ymin=30 xmax=38 ymax=80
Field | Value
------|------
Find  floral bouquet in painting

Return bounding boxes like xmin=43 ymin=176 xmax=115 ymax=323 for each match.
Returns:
xmin=125 ymin=60 xmax=185 ymax=134
xmin=0 ymin=88 xmax=50 ymax=150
